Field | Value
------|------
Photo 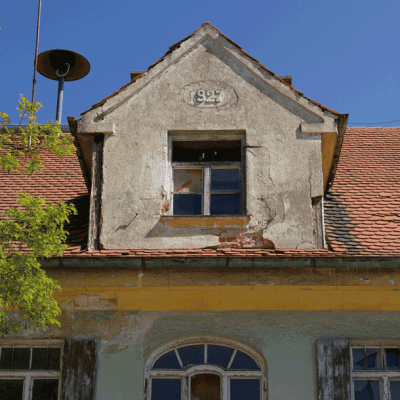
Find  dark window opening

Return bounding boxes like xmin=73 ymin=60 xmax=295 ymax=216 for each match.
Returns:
xmin=173 ymin=141 xmax=241 ymax=162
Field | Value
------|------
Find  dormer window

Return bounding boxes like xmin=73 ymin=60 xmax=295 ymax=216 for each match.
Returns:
xmin=171 ymin=141 xmax=244 ymax=215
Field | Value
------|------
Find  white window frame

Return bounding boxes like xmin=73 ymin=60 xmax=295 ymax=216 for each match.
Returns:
xmin=351 ymin=339 xmax=400 ymax=400
xmin=144 ymin=336 xmax=267 ymax=400
xmin=167 ymin=132 xmax=246 ymax=216
xmin=0 ymin=339 xmax=64 ymax=400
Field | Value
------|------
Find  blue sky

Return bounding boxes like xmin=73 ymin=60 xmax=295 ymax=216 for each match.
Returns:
xmin=1 ymin=0 xmax=399 ymax=126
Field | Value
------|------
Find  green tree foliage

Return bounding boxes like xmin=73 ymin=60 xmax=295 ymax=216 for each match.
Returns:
xmin=0 ymin=95 xmax=76 ymax=335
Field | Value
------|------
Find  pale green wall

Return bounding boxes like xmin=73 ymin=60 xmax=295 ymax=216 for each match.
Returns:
xmin=57 ymin=311 xmax=400 ymax=400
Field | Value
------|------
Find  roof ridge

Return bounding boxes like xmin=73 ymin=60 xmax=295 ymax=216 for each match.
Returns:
xmin=82 ymin=22 xmax=343 ymax=116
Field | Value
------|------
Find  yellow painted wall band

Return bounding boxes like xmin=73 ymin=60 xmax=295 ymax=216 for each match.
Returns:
xmin=56 ymin=285 xmax=400 ymax=311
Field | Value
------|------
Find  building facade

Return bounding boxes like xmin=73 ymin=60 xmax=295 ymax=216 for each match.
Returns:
xmin=1 ymin=23 xmax=400 ymax=400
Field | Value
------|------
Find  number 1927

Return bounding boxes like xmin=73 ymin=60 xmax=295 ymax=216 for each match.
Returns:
xmin=194 ymin=89 xmax=222 ymax=104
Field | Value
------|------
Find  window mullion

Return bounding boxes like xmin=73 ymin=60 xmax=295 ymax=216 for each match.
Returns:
xmin=222 ymin=375 xmax=228 ymax=400
xmin=204 ymin=165 xmax=211 ymax=215
xmin=382 ymin=376 xmax=389 ymax=400
xmin=182 ymin=375 xmax=189 ymax=400
xmin=23 ymin=375 xmax=31 ymax=400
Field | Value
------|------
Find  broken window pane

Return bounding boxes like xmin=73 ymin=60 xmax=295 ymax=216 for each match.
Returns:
xmin=173 ymin=194 xmax=202 ymax=215
xmin=0 ymin=379 xmax=24 ymax=399
xmin=152 ymin=350 xmax=181 ymax=370
xmin=47 ymin=348 xmax=61 ymax=370
xmin=210 ymin=195 xmax=240 ymax=215
xmin=386 ymin=348 xmax=400 ymax=371
xmin=207 ymin=345 xmax=234 ymax=369
xmin=31 ymin=348 xmax=47 ymax=370
xmin=0 ymin=348 xmax=12 ymax=370
xmin=191 ymin=374 xmax=220 ymax=400
xmin=354 ymin=380 xmax=380 ymax=400
xmin=366 ymin=348 xmax=382 ymax=371
xmin=390 ymin=381 xmax=400 ymax=398
xmin=229 ymin=351 xmax=259 ymax=370
xmin=211 ymin=169 xmax=240 ymax=192
xmin=151 ymin=379 xmax=181 ymax=400
xmin=13 ymin=348 xmax=30 ymax=370
xmin=174 ymin=169 xmax=203 ymax=193
xmin=32 ymin=379 xmax=59 ymax=400
xmin=177 ymin=345 xmax=204 ymax=367
xmin=352 ymin=348 xmax=366 ymax=371
xmin=173 ymin=141 xmax=241 ymax=162
xmin=230 ymin=379 xmax=260 ymax=400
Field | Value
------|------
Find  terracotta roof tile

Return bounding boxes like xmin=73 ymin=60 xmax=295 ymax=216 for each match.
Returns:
xmin=325 ymin=127 xmax=400 ymax=256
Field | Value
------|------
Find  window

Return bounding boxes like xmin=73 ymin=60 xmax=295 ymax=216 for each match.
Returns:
xmin=0 ymin=341 xmax=63 ymax=400
xmin=171 ymin=140 xmax=244 ymax=216
xmin=144 ymin=337 xmax=266 ymax=400
xmin=351 ymin=342 xmax=400 ymax=400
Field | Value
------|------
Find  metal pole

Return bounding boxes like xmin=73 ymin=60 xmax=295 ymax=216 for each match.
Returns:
xmin=55 ymin=75 xmax=65 ymax=125
xmin=30 ymin=0 xmax=42 ymax=146
xmin=55 ymin=64 xmax=70 ymax=128
xmin=32 ymin=0 xmax=42 ymax=105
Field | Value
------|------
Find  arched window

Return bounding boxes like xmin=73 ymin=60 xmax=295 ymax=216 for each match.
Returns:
xmin=144 ymin=336 xmax=267 ymax=400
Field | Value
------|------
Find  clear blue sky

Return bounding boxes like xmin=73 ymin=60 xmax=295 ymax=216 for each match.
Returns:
xmin=1 ymin=0 xmax=399 ymax=126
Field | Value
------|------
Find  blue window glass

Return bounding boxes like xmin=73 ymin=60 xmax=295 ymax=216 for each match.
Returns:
xmin=210 ymin=195 xmax=240 ymax=215
xmin=177 ymin=345 xmax=204 ymax=368
xmin=152 ymin=379 xmax=181 ymax=400
xmin=230 ymin=379 xmax=260 ymax=400
xmin=353 ymin=348 xmax=366 ymax=371
xmin=211 ymin=169 xmax=240 ymax=192
xmin=152 ymin=350 xmax=181 ymax=370
xmin=207 ymin=345 xmax=234 ymax=369
xmin=173 ymin=194 xmax=202 ymax=215
xmin=354 ymin=380 xmax=380 ymax=400
xmin=229 ymin=351 xmax=259 ymax=370
xmin=386 ymin=349 xmax=400 ymax=371
xmin=390 ymin=381 xmax=400 ymax=399
xmin=366 ymin=348 xmax=382 ymax=371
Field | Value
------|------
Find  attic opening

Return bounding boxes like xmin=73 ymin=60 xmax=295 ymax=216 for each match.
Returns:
xmin=172 ymin=141 xmax=241 ymax=162
xmin=169 ymin=135 xmax=245 ymax=216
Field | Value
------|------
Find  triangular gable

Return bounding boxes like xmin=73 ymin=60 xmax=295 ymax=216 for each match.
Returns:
xmin=82 ymin=23 xmax=341 ymax=124
xmin=76 ymin=22 xmax=347 ymax=192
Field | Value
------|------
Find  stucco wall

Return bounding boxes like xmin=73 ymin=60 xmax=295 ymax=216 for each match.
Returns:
xmin=79 ymin=29 xmax=337 ymax=250
xmin=14 ymin=310 xmax=400 ymax=399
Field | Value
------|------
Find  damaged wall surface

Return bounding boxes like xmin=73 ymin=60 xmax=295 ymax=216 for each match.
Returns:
xmin=78 ymin=25 xmax=338 ymax=250
xmin=10 ymin=310 xmax=400 ymax=400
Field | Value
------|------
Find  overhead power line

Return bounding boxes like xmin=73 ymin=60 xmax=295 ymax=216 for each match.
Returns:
xmin=347 ymin=120 xmax=400 ymax=126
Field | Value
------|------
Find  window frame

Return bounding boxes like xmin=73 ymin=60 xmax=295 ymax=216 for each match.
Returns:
xmin=144 ymin=336 xmax=267 ymax=400
xmin=0 ymin=339 xmax=64 ymax=400
xmin=351 ymin=340 xmax=400 ymax=400
xmin=168 ymin=133 xmax=246 ymax=216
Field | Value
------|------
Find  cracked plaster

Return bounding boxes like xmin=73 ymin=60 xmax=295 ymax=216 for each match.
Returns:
xmin=79 ymin=27 xmax=336 ymax=250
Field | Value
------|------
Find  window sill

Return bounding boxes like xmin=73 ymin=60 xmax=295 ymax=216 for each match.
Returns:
xmin=160 ymin=215 xmax=250 ymax=228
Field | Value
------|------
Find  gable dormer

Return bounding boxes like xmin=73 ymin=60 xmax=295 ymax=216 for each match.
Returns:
xmin=72 ymin=23 xmax=347 ymax=250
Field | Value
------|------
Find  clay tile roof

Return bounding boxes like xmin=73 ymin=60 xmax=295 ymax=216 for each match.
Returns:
xmin=2 ymin=133 xmax=400 ymax=258
xmin=0 ymin=137 xmax=89 ymax=248
xmin=82 ymin=22 xmax=341 ymax=117
xmin=324 ymin=127 xmax=400 ymax=256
